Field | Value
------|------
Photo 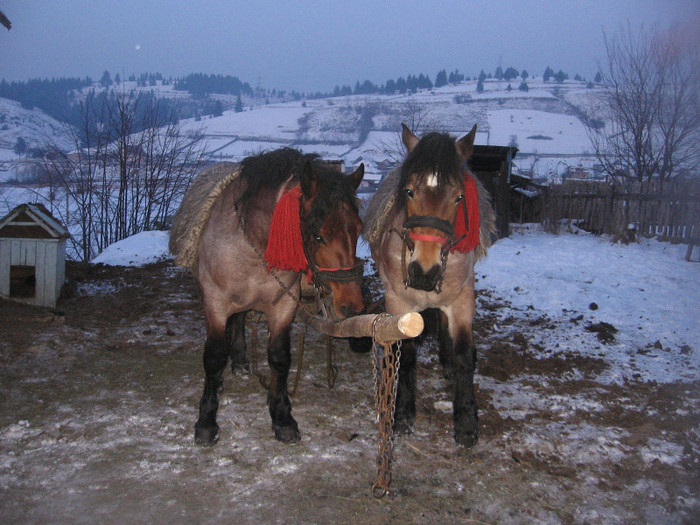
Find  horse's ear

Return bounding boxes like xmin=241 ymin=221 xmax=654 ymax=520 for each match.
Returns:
xmin=348 ymin=163 xmax=364 ymax=191
xmin=300 ymin=161 xmax=317 ymax=198
xmin=456 ymin=124 xmax=477 ymax=160
xmin=401 ymin=123 xmax=420 ymax=153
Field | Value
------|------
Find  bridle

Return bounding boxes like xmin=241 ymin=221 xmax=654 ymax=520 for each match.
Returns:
xmin=301 ymin=215 xmax=364 ymax=321
xmin=395 ymin=186 xmax=469 ymax=294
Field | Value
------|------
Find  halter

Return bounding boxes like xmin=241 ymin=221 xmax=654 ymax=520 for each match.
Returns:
xmin=301 ymin=223 xmax=364 ymax=321
xmin=397 ymin=189 xmax=469 ymax=294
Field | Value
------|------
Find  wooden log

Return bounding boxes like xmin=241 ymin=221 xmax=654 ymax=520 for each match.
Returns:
xmin=299 ymin=311 xmax=424 ymax=341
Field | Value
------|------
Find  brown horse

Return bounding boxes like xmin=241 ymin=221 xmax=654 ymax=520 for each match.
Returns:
xmin=363 ymin=124 xmax=495 ymax=447
xmin=170 ymin=148 xmax=365 ymax=445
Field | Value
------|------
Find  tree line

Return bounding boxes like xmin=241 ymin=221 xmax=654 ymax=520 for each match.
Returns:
xmin=36 ymin=91 xmax=207 ymax=262
xmin=1 ymin=64 xmax=583 ymax=123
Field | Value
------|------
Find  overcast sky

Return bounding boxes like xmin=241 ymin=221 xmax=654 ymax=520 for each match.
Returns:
xmin=1 ymin=1 xmax=698 ymax=93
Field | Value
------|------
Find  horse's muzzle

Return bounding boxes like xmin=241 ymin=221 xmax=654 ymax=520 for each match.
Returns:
xmin=407 ymin=261 xmax=442 ymax=292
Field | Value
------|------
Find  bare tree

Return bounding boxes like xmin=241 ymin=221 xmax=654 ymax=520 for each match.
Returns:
xmin=590 ymin=23 xmax=700 ymax=186
xmin=40 ymin=90 xmax=207 ymax=262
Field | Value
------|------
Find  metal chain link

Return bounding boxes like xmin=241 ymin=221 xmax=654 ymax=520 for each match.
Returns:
xmin=370 ymin=314 xmax=402 ymax=498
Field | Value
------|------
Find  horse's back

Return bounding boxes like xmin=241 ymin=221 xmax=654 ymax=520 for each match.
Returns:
xmin=169 ymin=162 xmax=241 ymax=272
xmin=363 ymin=168 xmax=401 ymax=253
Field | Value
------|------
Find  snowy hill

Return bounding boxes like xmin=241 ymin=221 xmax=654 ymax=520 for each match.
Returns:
xmin=178 ymin=77 xmax=603 ymax=185
xmin=0 ymin=77 xmax=604 ymax=187
xmin=0 ymin=98 xmax=72 ymax=156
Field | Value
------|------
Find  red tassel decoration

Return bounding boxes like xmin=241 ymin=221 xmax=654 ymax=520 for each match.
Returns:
xmin=264 ymin=186 xmax=309 ymax=273
xmin=452 ymin=174 xmax=481 ymax=253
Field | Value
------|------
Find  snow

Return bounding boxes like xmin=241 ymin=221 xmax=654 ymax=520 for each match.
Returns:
xmin=488 ymin=109 xmax=593 ymax=155
xmin=94 ymin=226 xmax=699 ymax=386
xmin=91 ymin=231 xmax=172 ymax=266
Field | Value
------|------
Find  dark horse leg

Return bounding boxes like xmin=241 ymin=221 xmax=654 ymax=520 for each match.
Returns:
xmin=450 ymin=328 xmax=479 ymax=447
xmin=226 ymin=311 xmax=250 ymax=372
xmin=267 ymin=316 xmax=301 ymax=443
xmin=194 ymin=331 xmax=228 ymax=446
xmin=394 ymin=339 xmax=417 ymax=435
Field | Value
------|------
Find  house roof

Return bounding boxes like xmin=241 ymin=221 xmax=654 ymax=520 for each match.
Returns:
xmin=0 ymin=203 xmax=70 ymax=240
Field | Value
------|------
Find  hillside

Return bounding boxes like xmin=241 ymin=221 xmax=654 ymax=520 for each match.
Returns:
xmin=0 ymin=98 xmax=73 ymax=182
xmin=0 ymin=77 xmax=604 ymax=188
xmin=178 ymin=77 xmax=603 ymax=185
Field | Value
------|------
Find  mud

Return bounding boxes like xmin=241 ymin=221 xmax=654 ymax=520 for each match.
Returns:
xmin=0 ymin=261 xmax=697 ymax=524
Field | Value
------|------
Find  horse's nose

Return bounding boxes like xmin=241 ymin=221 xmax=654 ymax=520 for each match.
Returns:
xmin=407 ymin=261 xmax=441 ymax=291
xmin=338 ymin=297 xmax=365 ymax=318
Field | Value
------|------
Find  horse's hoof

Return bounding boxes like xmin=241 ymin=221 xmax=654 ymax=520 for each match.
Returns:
xmin=194 ymin=424 xmax=219 ymax=446
xmin=273 ymin=423 xmax=301 ymax=443
xmin=393 ymin=418 xmax=414 ymax=436
xmin=231 ymin=361 xmax=250 ymax=374
xmin=347 ymin=336 xmax=372 ymax=354
xmin=454 ymin=429 xmax=479 ymax=448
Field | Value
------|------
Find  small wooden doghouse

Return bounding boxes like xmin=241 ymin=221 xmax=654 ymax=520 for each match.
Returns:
xmin=0 ymin=203 xmax=69 ymax=308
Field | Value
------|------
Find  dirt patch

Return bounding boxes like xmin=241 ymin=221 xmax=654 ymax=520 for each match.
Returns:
xmin=0 ymin=261 xmax=697 ymax=524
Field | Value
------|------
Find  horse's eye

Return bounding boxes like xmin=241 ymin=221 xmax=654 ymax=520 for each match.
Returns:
xmin=455 ymin=194 xmax=464 ymax=204
xmin=314 ymin=234 xmax=325 ymax=245
xmin=405 ymin=188 xmax=415 ymax=199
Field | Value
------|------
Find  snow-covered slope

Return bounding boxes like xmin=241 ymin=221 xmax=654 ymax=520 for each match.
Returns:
xmin=1 ymin=77 xmax=605 ymax=186
xmin=0 ymin=97 xmax=71 ymax=160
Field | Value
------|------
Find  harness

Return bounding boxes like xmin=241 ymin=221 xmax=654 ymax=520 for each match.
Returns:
xmin=301 ymin=236 xmax=364 ymax=320
xmin=396 ymin=188 xmax=470 ymax=294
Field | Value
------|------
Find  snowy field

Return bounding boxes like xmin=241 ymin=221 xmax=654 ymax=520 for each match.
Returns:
xmin=0 ymin=226 xmax=697 ymax=524
xmin=95 ymin=227 xmax=700 ymax=387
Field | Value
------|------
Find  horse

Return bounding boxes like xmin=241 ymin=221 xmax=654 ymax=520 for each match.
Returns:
xmin=170 ymin=148 xmax=365 ymax=446
xmin=363 ymin=124 xmax=495 ymax=447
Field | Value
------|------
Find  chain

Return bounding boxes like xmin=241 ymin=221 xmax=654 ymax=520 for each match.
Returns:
xmin=370 ymin=314 xmax=402 ymax=498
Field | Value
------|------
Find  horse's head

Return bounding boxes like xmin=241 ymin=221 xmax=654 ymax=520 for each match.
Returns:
xmin=398 ymin=123 xmax=477 ymax=292
xmin=300 ymin=161 xmax=365 ymax=319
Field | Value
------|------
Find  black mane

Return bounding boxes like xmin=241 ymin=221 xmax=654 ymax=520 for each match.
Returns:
xmin=236 ymin=147 xmax=357 ymax=222
xmin=397 ymin=132 xmax=465 ymax=208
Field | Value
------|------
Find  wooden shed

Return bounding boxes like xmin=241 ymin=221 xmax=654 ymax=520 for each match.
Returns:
xmin=469 ymin=145 xmax=518 ymax=239
xmin=0 ymin=203 xmax=69 ymax=308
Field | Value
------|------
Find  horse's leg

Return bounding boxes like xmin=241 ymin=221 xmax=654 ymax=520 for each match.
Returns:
xmin=226 ymin=311 xmax=249 ymax=372
xmin=266 ymin=306 xmax=301 ymax=443
xmin=194 ymin=317 xmax=229 ymax=446
xmin=443 ymin=298 xmax=479 ymax=448
xmin=383 ymin=293 xmax=417 ymax=435
xmin=393 ymin=338 xmax=417 ymax=435
xmin=437 ymin=309 xmax=455 ymax=378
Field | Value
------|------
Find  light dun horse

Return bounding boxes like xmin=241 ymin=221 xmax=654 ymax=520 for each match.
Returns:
xmin=363 ymin=124 xmax=495 ymax=447
xmin=170 ymin=148 xmax=365 ymax=445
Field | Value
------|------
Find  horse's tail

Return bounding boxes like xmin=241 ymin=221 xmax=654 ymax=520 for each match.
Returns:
xmin=169 ymin=162 xmax=241 ymax=272
xmin=473 ymin=173 xmax=497 ymax=261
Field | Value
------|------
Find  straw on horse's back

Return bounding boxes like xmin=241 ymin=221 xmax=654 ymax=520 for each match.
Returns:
xmin=169 ymin=162 xmax=241 ymax=271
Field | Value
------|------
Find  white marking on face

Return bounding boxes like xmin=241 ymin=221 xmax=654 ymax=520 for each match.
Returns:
xmin=426 ymin=173 xmax=438 ymax=188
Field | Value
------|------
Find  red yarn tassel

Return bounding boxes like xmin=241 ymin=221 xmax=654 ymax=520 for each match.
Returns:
xmin=452 ymin=174 xmax=481 ymax=253
xmin=264 ymin=186 xmax=309 ymax=273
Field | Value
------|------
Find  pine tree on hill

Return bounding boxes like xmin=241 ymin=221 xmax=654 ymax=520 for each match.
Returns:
xmin=543 ymin=66 xmax=554 ymax=82
xmin=435 ymin=69 xmax=448 ymax=88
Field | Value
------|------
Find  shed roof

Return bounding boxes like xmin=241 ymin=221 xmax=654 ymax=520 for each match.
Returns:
xmin=0 ymin=203 xmax=70 ymax=240
xmin=469 ymin=145 xmax=518 ymax=173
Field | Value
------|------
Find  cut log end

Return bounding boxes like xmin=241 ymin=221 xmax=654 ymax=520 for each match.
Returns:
xmin=300 ymin=311 xmax=424 ymax=341
xmin=396 ymin=312 xmax=424 ymax=339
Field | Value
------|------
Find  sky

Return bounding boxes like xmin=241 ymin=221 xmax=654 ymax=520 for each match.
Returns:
xmin=1 ymin=1 xmax=699 ymax=93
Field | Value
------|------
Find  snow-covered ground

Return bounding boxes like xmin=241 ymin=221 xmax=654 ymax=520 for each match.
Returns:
xmin=94 ymin=227 xmax=700 ymax=387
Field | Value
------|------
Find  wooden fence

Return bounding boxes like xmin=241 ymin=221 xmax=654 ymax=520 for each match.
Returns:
xmin=538 ymin=179 xmax=700 ymax=246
